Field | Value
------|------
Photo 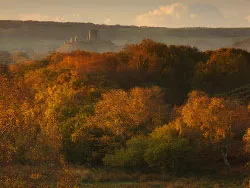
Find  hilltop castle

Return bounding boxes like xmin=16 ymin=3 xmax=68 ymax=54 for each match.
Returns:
xmin=64 ymin=29 xmax=101 ymax=45
xmin=59 ymin=29 xmax=122 ymax=53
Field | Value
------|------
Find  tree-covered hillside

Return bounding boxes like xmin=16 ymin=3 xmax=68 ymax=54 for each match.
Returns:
xmin=0 ymin=40 xmax=250 ymax=187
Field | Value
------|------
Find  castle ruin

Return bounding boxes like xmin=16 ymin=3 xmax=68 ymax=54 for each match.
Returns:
xmin=87 ymin=29 xmax=100 ymax=41
xmin=59 ymin=29 xmax=121 ymax=53
xmin=65 ymin=29 xmax=100 ymax=44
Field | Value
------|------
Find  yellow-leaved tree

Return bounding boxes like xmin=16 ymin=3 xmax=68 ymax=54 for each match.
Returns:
xmin=73 ymin=86 xmax=169 ymax=164
xmin=0 ymin=76 xmax=38 ymax=165
xmin=243 ymin=104 xmax=250 ymax=158
xmin=181 ymin=91 xmax=249 ymax=167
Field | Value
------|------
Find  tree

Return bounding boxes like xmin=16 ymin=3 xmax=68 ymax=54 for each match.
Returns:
xmin=243 ymin=105 xmax=250 ymax=156
xmin=192 ymin=48 xmax=250 ymax=94
xmin=104 ymin=124 xmax=193 ymax=174
xmin=181 ymin=91 xmax=250 ymax=168
xmin=144 ymin=124 xmax=192 ymax=174
xmin=12 ymin=51 xmax=30 ymax=64
xmin=0 ymin=76 xmax=38 ymax=165
xmin=123 ymin=39 xmax=202 ymax=104
xmin=244 ymin=128 xmax=250 ymax=154
xmin=73 ymin=86 xmax=169 ymax=164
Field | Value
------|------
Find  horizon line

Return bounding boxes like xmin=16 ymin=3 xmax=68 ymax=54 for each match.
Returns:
xmin=1 ymin=19 xmax=250 ymax=29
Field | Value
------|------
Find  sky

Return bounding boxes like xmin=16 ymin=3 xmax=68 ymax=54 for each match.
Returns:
xmin=0 ymin=0 xmax=250 ymax=27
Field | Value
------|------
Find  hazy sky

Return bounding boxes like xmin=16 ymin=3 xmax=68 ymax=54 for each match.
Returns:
xmin=1 ymin=0 xmax=250 ymax=27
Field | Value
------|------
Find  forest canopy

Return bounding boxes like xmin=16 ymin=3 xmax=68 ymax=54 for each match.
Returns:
xmin=0 ymin=40 xmax=250 ymax=186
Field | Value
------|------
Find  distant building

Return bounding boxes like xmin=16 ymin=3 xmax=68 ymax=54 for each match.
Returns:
xmin=75 ymin=36 xmax=78 ymax=43
xmin=88 ymin=29 xmax=100 ymax=41
xmin=65 ymin=30 xmax=100 ymax=44
xmin=59 ymin=29 xmax=122 ymax=53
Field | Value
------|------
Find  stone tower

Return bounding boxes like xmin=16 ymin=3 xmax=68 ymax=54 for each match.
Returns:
xmin=74 ymin=36 xmax=78 ymax=43
xmin=88 ymin=29 xmax=99 ymax=41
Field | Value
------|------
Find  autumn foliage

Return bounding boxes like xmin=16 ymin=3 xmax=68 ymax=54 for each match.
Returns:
xmin=0 ymin=40 xmax=250 ymax=185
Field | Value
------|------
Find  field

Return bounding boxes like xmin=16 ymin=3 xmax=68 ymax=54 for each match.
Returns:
xmin=0 ymin=165 xmax=248 ymax=188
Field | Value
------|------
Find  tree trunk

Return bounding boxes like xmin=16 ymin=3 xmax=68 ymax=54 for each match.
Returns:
xmin=221 ymin=143 xmax=230 ymax=168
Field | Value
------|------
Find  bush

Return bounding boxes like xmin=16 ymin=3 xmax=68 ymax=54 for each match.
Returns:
xmin=104 ymin=125 xmax=193 ymax=174
xmin=144 ymin=135 xmax=191 ymax=174
xmin=103 ymin=136 xmax=148 ymax=170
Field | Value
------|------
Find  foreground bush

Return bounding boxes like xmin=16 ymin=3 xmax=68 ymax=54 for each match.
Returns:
xmin=103 ymin=136 xmax=148 ymax=170
xmin=145 ymin=126 xmax=192 ymax=174
xmin=104 ymin=125 xmax=193 ymax=174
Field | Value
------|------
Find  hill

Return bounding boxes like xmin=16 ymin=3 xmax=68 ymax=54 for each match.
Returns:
xmin=233 ymin=38 xmax=250 ymax=52
xmin=1 ymin=20 xmax=250 ymax=54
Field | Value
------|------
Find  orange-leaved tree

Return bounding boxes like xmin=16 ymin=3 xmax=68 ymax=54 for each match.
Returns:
xmin=181 ymin=91 xmax=249 ymax=167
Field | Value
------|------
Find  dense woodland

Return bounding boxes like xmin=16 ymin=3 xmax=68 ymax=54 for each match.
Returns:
xmin=1 ymin=39 xmax=250 ymax=187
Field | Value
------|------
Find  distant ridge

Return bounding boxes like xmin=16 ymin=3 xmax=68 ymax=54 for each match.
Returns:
xmin=1 ymin=20 xmax=250 ymax=53
xmin=1 ymin=20 xmax=250 ymax=39
xmin=233 ymin=38 xmax=250 ymax=52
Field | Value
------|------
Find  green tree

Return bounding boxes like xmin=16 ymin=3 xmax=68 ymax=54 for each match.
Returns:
xmin=144 ymin=125 xmax=192 ymax=174
xmin=103 ymin=136 xmax=148 ymax=170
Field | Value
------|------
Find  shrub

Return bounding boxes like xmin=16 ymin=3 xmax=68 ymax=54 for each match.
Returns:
xmin=144 ymin=134 xmax=191 ymax=174
xmin=103 ymin=136 xmax=148 ymax=170
xmin=104 ymin=125 xmax=193 ymax=174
